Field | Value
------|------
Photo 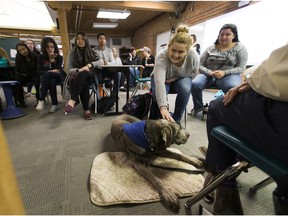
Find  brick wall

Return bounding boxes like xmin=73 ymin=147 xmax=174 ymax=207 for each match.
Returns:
xmin=131 ymin=1 xmax=256 ymax=56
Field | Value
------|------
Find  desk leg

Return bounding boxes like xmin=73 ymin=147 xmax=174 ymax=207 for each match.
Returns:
xmin=1 ymin=84 xmax=25 ymax=119
xmin=126 ymin=69 xmax=130 ymax=101
xmin=104 ymin=72 xmax=122 ymax=116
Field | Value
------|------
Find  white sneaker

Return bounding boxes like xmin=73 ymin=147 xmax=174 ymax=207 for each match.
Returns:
xmin=48 ymin=105 xmax=58 ymax=113
xmin=36 ymin=100 xmax=45 ymax=111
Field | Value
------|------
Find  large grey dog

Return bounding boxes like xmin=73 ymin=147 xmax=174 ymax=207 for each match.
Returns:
xmin=110 ymin=114 xmax=203 ymax=211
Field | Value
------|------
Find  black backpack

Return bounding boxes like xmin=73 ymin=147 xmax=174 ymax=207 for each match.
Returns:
xmin=122 ymin=93 xmax=152 ymax=119
xmin=90 ymin=95 xmax=116 ymax=114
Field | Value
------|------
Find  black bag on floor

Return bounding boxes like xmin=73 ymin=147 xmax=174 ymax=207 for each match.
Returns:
xmin=122 ymin=93 xmax=152 ymax=119
xmin=90 ymin=95 xmax=116 ymax=114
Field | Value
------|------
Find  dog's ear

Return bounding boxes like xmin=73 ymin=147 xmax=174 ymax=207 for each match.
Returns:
xmin=161 ymin=126 xmax=173 ymax=147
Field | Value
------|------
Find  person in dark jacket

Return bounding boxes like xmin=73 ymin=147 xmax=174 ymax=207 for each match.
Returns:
xmin=36 ymin=37 xmax=65 ymax=113
xmin=13 ymin=42 xmax=39 ymax=107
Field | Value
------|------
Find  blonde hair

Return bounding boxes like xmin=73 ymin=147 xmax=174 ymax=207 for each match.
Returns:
xmin=0 ymin=47 xmax=10 ymax=61
xmin=168 ymin=25 xmax=192 ymax=50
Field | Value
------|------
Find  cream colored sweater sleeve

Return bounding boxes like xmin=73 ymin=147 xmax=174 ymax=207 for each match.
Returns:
xmin=246 ymin=44 xmax=288 ymax=102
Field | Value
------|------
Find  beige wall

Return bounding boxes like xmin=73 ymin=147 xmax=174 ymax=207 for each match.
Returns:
xmin=131 ymin=1 xmax=256 ymax=56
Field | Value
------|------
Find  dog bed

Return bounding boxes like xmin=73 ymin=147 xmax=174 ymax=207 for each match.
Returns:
xmin=90 ymin=148 xmax=204 ymax=206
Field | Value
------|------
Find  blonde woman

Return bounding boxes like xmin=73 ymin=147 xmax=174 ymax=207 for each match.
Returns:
xmin=150 ymin=24 xmax=200 ymax=123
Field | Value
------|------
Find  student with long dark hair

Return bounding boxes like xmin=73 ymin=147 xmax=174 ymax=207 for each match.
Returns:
xmin=13 ymin=42 xmax=39 ymax=107
xmin=36 ymin=37 xmax=65 ymax=113
xmin=64 ymin=32 xmax=103 ymax=120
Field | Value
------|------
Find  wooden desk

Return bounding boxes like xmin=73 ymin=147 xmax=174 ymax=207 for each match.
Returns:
xmin=96 ymin=65 xmax=144 ymax=115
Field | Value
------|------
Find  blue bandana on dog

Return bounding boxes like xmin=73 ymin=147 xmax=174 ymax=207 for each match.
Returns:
xmin=123 ymin=121 xmax=150 ymax=149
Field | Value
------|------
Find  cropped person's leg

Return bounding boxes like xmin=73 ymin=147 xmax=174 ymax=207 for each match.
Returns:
xmin=80 ymin=80 xmax=93 ymax=120
xmin=32 ymin=75 xmax=40 ymax=101
xmin=206 ymin=90 xmax=288 ymax=214
xmin=70 ymin=72 xmax=87 ymax=102
xmin=172 ymin=77 xmax=192 ymax=123
xmin=191 ymin=74 xmax=213 ymax=115
xmin=128 ymin=67 xmax=136 ymax=87
xmin=39 ymin=73 xmax=50 ymax=101
xmin=79 ymin=81 xmax=90 ymax=111
xmin=13 ymin=75 xmax=26 ymax=107
xmin=50 ymin=76 xmax=61 ymax=106
xmin=216 ymin=74 xmax=242 ymax=93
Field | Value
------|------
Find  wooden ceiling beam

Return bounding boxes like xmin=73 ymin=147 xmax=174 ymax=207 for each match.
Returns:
xmin=48 ymin=1 xmax=73 ymax=11
xmin=69 ymin=1 xmax=176 ymax=12
xmin=0 ymin=28 xmax=58 ymax=36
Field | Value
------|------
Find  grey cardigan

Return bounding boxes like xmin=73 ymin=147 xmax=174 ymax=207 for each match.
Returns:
xmin=152 ymin=47 xmax=200 ymax=108
xmin=199 ymin=42 xmax=248 ymax=76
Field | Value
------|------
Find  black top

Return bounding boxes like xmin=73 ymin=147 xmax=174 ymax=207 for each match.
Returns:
xmin=15 ymin=52 xmax=38 ymax=77
xmin=141 ymin=55 xmax=155 ymax=78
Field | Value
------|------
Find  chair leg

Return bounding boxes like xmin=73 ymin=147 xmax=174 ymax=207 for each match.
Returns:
xmin=249 ymin=176 xmax=274 ymax=193
xmin=131 ymin=83 xmax=140 ymax=97
xmin=185 ymin=161 xmax=250 ymax=210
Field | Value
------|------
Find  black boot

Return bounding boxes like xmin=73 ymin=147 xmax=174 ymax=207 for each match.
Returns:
xmin=273 ymin=190 xmax=288 ymax=214
xmin=213 ymin=186 xmax=244 ymax=215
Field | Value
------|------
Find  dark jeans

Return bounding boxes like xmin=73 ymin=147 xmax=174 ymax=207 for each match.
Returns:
xmin=149 ymin=76 xmax=192 ymax=123
xmin=206 ymin=89 xmax=288 ymax=193
xmin=13 ymin=74 xmax=40 ymax=103
xmin=40 ymin=72 xmax=64 ymax=105
xmin=70 ymin=71 xmax=93 ymax=111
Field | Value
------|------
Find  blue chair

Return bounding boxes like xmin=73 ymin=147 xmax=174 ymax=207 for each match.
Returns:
xmin=185 ymin=125 xmax=288 ymax=214
xmin=0 ymin=81 xmax=26 ymax=119
xmin=130 ymin=77 xmax=151 ymax=97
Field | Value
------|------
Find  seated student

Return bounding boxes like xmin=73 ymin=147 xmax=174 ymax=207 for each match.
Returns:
xmin=125 ymin=47 xmax=142 ymax=89
xmin=140 ymin=46 xmax=155 ymax=78
xmin=36 ymin=37 xmax=65 ymax=113
xmin=13 ymin=42 xmax=39 ymax=107
xmin=0 ymin=47 xmax=11 ymax=68
xmin=26 ymin=39 xmax=41 ymax=97
xmin=111 ymin=47 xmax=124 ymax=92
xmin=191 ymin=24 xmax=248 ymax=116
xmin=149 ymin=24 xmax=199 ymax=124
xmin=92 ymin=33 xmax=118 ymax=96
xmin=64 ymin=32 xmax=103 ymax=120
xmin=204 ymin=44 xmax=288 ymax=214
xmin=190 ymin=34 xmax=201 ymax=55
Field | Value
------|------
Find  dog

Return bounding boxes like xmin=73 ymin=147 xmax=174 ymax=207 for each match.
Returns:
xmin=110 ymin=114 xmax=203 ymax=211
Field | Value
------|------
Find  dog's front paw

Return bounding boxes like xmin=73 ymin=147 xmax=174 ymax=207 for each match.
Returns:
xmin=161 ymin=190 xmax=180 ymax=211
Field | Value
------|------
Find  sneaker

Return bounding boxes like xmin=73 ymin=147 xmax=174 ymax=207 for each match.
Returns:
xmin=36 ymin=100 xmax=45 ymax=111
xmin=189 ymin=107 xmax=204 ymax=116
xmin=48 ymin=105 xmax=58 ymax=113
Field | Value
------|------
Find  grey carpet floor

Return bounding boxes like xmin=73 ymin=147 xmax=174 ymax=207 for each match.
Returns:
xmin=1 ymin=87 xmax=275 ymax=215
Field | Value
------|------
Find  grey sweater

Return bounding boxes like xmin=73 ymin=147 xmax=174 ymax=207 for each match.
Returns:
xmin=199 ymin=42 xmax=248 ymax=76
xmin=152 ymin=47 xmax=200 ymax=108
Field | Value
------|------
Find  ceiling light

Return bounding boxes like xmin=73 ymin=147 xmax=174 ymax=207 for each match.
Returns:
xmin=97 ymin=9 xmax=130 ymax=19
xmin=0 ymin=0 xmax=55 ymax=31
xmin=92 ymin=23 xmax=118 ymax=29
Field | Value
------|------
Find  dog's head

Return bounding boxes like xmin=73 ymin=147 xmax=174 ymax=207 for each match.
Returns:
xmin=146 ymin=119 xmax=190 ymax=153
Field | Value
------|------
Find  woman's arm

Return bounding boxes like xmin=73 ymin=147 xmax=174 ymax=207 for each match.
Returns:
xmin=224 ymin=43 xmax=248 ymax=75
xmin=199 ymin=46 xmax=213 ymax=76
